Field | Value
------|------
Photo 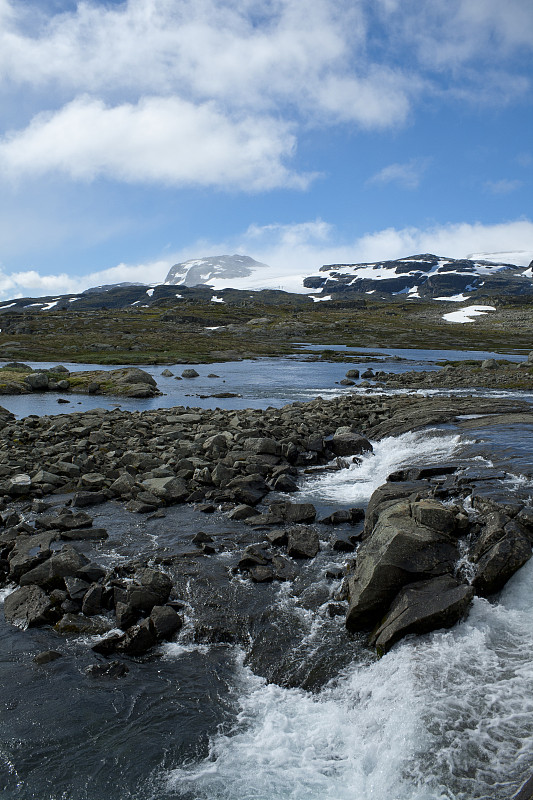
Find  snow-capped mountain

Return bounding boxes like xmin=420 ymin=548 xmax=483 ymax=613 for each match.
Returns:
xmin=303 ymin=253 xmax=533 ymax=299
xmin=164 ymin=254 xmax=269 ymax=288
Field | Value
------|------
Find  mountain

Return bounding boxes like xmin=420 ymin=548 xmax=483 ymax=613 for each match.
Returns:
xmin=303 ymin=253 xmax=533 ymax=300
xmin=164 ymin=254 xmax=269 ymax=288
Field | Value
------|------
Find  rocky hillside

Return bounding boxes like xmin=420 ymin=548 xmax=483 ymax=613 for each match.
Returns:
xmin=304 ymin=253 xmax=533 ymax=300
xmin=164 ymin=254 xmax=270 ymax=287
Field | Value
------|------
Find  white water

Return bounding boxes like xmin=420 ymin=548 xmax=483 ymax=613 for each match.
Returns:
xmin=303 ymin=429 xmax=465 ymax=506
xmin=165 ymin=560 xmax=533 ymax=800
xmin=161 ymin=427 xmax=533 ymax=800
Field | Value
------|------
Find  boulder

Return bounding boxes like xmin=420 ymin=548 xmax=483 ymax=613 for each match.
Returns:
xmin=4 ymin=585 xmax=55 ymax=628
xmin=25 ymin=372 xmax=49 ymax=390
xmin=19 ymin=545 xmax=90 ymax=589
xmin=364 ymin=481 xmax=430 ymax=537
xmin=346 ymin=501 xmax=459 ymax=631
xmin=5 ymin=474 xmax=32 ymax=497
xmin=8 ymin=532 xmax=59 ymax=581
xmin=181 ymin=369 xmax=199 ymax=378
xmin=268 ymin=501 xmax=316 ymax=524
xmin=330 ymin=433 xmax=373 ymax=458
xmin=411 ymin=499 xmax=457 ymax=535
xmin=472 ymin=532 xmax=531 ymax=596
xmin=149 ymin=605 xmax=183 ymax=640
xmin=287 ymin=526 xmax=320 ymax=559
xmin=369 ymin=575 xmax=474 ymax=655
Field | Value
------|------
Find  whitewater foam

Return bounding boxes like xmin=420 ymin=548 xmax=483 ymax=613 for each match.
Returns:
xmin=302 ymin=429 xmax=464 ymax=506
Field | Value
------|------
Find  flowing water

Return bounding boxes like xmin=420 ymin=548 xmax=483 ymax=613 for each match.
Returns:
xmin=1 ymin=355 xmax=533 ymax=800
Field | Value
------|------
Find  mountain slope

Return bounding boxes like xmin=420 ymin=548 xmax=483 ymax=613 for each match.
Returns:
xmin=304 ymin=253 xmax=533 ymax=299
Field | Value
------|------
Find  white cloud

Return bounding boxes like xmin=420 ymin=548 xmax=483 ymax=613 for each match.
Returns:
xmin=2 ymin=217 xmax=531 ymax=300
xmin=0 ymin=95 xmax=312 ymax=190
xmin=368 ymin=158 xmax=430 ymax=189
xmin=485 ymin=179 xmax=523 ymax=195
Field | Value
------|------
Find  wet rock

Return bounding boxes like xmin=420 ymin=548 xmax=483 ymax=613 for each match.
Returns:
xmin=268 ymin=501 xmax=316 ymax=524
xmin=412 ymin=499 xmax=458 ymax=535
xmin=19 ymin=545 xmax=90 ymax=589
xmin=82 ymin=584 xmax=104 ymax=616
xmin=346 ymin=500 xmax=459 ymax=632
xmin=64 ymin=576 xmax=91 ymax=601
xmin=33 ymin=650 xmax=62 ymax=665
xmin=228 ymin=475 xmax=270 ymax=506
xmin=249 ymin=564 xmax=275 ymax=582
xmin=54 ymin=613 xmax=114 ymax=636
xmin=86 ymin=661 xmax=129 ymax=678
xmin=345 ymin=369 xmax=360 ymax=378
xmin=266 ymin=528 xmax=288 ymax=546
xmin=25 ymin=372 xmax=49 ymax=390
xmin=472 ymin=532 xmax=531 ymax=596
xmin=117 ymin=619 xmax=157 ymax=655
xmin=228 ymin=504 xmax=258 ymax=521
xmin=369 ymin=575 xmax=474 ymax=655
xmin=73 ymin=491 xmax=106 ymax=508
xmin=271 ymin=473 xmax=299 ymax=492
xmin=238 ymin=545 xmax=272 ymax=569
xmin=149 ymin=605 xmax=183 ymax=640
xmin=60 ymin=527 xmax=108 ymax=541
xmin=287 ymin=525 xmax=320 ymax=559
xmin=4 ymin=585 xmax=55 ymax=628
xmin=364 ymin=481 xmax=430 ymax=537
xmin=181 ymin=369 xmax=199 ymax=378
xmin=8 ymin=531 xmax=59 ymax=581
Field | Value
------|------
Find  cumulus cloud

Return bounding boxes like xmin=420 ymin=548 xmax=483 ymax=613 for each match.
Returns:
xmin=368 ymin=158 xmax=430 ymax=189
xmin=3 ymin=217 xmax=531 ymax=300
xmin=0 ymin=95 xmax=312 ymax=190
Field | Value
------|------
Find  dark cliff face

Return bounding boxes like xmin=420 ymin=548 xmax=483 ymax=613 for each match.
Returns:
xmin=303 ymin=254 xmax=533 ymax=299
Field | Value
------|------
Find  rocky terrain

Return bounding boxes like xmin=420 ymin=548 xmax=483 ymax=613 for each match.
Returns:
xmin=1 ymin=391 xmax=532 ymax=663
xmin=0 ymin=364 xmax=159 ymax=397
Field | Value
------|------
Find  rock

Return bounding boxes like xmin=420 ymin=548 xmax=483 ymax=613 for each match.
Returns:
xmin=345 ymin=369 xmax=360 ymax=378
xmin=514 ymin=774 xmax=533 ymax=800
xmin=117 ymin=619 xmax=157 ymax=655
xmin=149 ymin=605 xmax=183 ymax=640
xmin=55 ymin=613 xmax=114 ymax=635
xmin=228 ymin=475 xmax=270 ymax=506
xmin=330 ymin=433 xmax=373 ymax=458
xmin=412 ymin=499 xmax=457 ymax=535
xmin=268 ymin=501 xmax=316 ymax=524
xmin=287 ymin=525 xmax=320 ymax=559
xmin=60 ymin=527 xmax=108 ymax=541
xmin=346 ymin=501 xmax=459 ymax=631
xmin=369 ymin=575 xmax=474 ymax=655
xmin=238 ymin=545 xmax=272 ymax=570
xmin=271 ymin=474 xmax=299 ymax=492
xmin=81 ymin=584 xmax=104 ymax=616
xmin=4 ymin=585 xmax=55 ymax=628
xmin=5 ymin=474 xmax=32 ymax=497
xmin=25 ymin=372 xmax=49 ymax=390
xmin=137 ymin=568 xmax=172 ymax=603
xmin=481 ymin=358 xmax=498 ymax=369
xmin=140 ymin=476 xmax=188 ymax=503
xmin=228 ymin=504 xmax=258 ymax=521
xmin=181 ymin=369 xmax=199 ymax=378
xmin=86 ymin=661 xmax=129 ymax=678
xmin=249 ymin=564 xmax=275 ymax=582
xmin=364 ymin=481 xmax=430 ymax=537
xmin=19 ymin=545 xmax=90 ymax=589
xmin=73 ymin=491 xmax=106 ymax=507
xmin=161 ymin=369 xmax=174 ymax=377
xmin=472 ymin=532 xmax=531 ymax=596
xmin=8 ymin=532 xmax=59 ymax=581
xmin=64 ymin=576 xmax=91 ymax=601
xmin=109 ymin=472 xmax=136 ymax=497
xmin=266 ymin=528 xmax=288 ymax=546
xmin=33 ymin=650 xmax=63 ymax=665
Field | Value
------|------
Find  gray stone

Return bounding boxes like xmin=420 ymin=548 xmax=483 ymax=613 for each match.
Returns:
xmin=19 ymin=545 xmax=90 ymax=589
xmin=330 ymin=433 xmax=373 ymax=458
xmin=181 ymin=368 xmax=200 ymax=378
xmin=149 ymin=605 xmax=182 ymax=640
xmin=8 ymin=532 xmax=59 ymax=581
xmin=5 ymin=474 xmax=32 ymax=497
xmin=370 ymin=575 xmax=474 ymax=655
xmin=287 ymin=525 xmax=320 ymax=559
xmin=25 ymin=372 xmax=49 ymax=390
xmin=4 ymin=585 xmax=54 ymax=628
xmin=268 ymin=501 xmax=316 ymax=524
xmin=33 ymin=650 xmax=62 ymax=665
xmin=412 ymin=499 xmax=457 ymax=534
xmin=346 ymin=501 xmax=459 ymax=631
xmin=82 ymin=584 xmax=104 ymax=616
xmin=472 ymin=532 xmax=531 ymax=596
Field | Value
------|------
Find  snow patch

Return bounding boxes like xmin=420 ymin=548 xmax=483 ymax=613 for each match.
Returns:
xmin=146 ymin=288 xmax=154 ymax=297
xmin=443 ymin=305 xmax=496 ymax=323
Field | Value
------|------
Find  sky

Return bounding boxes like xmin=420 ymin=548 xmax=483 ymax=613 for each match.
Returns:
xmin=0 ymin=0 xmax=532 ymax=299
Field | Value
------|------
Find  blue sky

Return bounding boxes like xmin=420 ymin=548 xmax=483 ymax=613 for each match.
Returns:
xmin=0 ymin=0 xmax=532 ymax=298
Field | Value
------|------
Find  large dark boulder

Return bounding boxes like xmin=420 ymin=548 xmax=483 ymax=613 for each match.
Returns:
xmin=8 ymin=532 xmax=59 ymax=581
xmin=369 ymin=575 xmax=474 ymax=655
xmin=268 ymin=501 xmax=316 ymax=524
xmin=330 ymin=433 xmax=373 ymax=458
xmin=4 ymin=585 xmax=55 ymax=628
xmin=19 ymin=545 xmax=90 ymax=589
xmin=287 ymin=526 xmax=320 ymax=559
xmin=472 ymin=532 xmax=531 ymax=596
xmin=364 ymin=481 xmax=431 ymax=537
xmin=346 ymin=500 xmax=459 ymax=632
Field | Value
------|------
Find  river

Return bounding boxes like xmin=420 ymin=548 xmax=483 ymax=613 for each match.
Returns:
xmin=1 ymin=350 xmax=532 ymax=800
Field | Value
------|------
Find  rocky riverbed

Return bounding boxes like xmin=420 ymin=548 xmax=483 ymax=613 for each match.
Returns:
xmin=1 ymin=391 xmax=532 ymax=667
